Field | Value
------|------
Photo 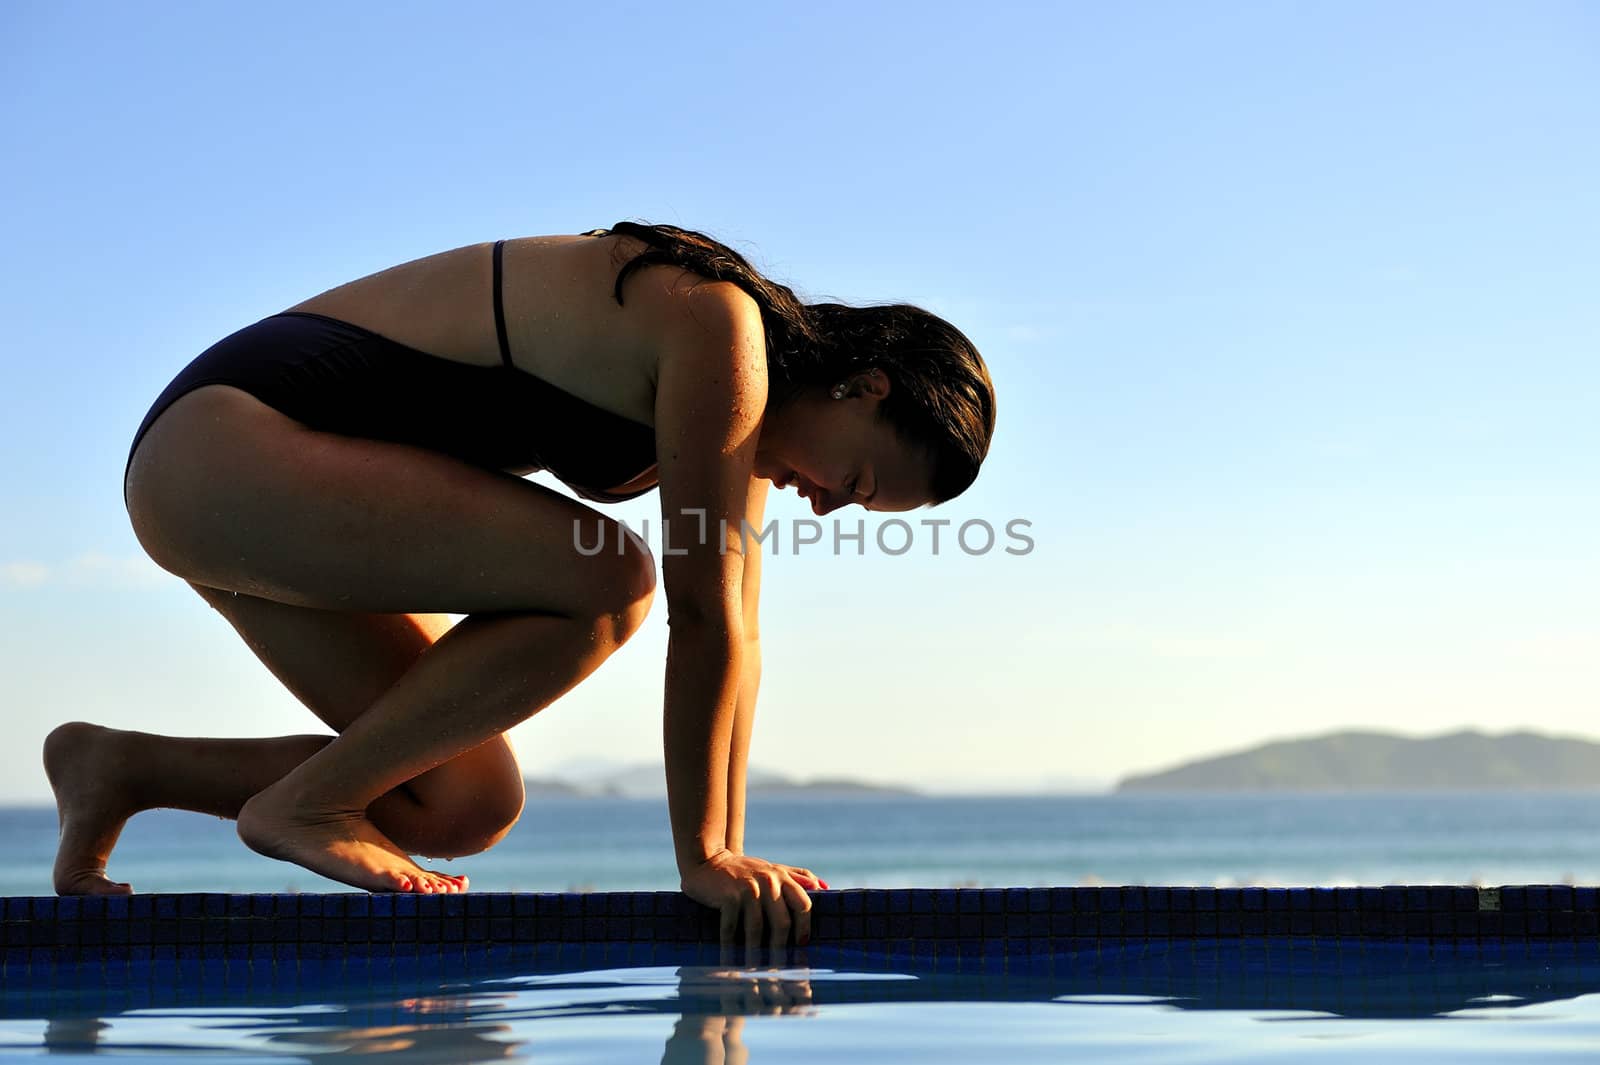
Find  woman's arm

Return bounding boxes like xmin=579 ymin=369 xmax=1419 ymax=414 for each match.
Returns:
xmin=726 ymin=475 xmax=769 ymax=855
xmin=648 ymin=277 xmax=816 ymax=952
xmin=651 ymin=283 xmax=766 ymax=874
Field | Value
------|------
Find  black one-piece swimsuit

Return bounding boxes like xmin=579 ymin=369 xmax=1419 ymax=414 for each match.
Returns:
xmin=123 ymin=235 xmax=659 ymax=508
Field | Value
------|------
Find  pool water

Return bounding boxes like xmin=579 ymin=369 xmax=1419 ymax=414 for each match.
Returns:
xmin=4 ymin=940 xmax=1600 ymax=1063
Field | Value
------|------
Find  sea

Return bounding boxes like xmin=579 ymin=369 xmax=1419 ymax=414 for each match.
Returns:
xmin=7 ymin=792 xmax=1600 ymax=895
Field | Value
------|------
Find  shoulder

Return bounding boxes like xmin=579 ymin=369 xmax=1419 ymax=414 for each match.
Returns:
xmin=642 ymin=276 xmax=767 ymax=393
xmin=657 ymin=282 xmax=768 ymax=403
xmin=629 ymin=265 xmax=763 ymax=343
xmin=651 ymin=281 xmax=768 ymax=450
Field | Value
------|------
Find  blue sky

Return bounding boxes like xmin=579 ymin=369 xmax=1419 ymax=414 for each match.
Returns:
xmin=2 ymin=1 xmax=1596 ymax=802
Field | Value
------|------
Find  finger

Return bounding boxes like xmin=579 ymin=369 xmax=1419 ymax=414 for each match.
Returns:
xmin=779 ymin=874 xmax=813 ymax=947
xmin=743 ymin=881 xmax=765 ymax=956
xmin=762 ymin=872 xmax=792 ymax=954
xmin=721 ymin=899 xmax=741 ymax=953
xmin=782 ymin=867 xmax=818 ymax=890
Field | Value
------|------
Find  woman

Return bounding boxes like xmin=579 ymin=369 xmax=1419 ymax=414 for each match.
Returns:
xmin=46 ymin=222 xmax=996 ymax=950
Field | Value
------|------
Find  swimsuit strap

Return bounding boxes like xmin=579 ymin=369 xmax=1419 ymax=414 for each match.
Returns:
xmin=492 ymin=239 xmax=513 ymax=368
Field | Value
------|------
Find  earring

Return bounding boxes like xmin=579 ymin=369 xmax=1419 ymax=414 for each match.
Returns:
xmin=831 ymin=385 xmax=846 ymax=399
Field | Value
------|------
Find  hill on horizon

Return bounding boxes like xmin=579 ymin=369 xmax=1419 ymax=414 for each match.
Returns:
xmin=1117 ymin=728 xmax=1600 ymax=792
xmin=523 ymin=762 xmax=919 ymax=799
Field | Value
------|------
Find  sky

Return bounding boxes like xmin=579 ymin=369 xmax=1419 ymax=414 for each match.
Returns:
xmin=1 ymin=1 xmax=1596 ymax=803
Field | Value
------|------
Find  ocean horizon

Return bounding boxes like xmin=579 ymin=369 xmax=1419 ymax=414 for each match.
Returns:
xmin=8 ymin=792 xmax=1600 ymax=897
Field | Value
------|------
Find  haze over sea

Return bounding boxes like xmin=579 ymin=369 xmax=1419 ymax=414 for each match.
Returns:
xmin=8 ymin=793 xmax=1600 ymax=897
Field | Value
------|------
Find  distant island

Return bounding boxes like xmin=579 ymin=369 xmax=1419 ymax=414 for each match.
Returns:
xmin=523 ymin=764 xmax=919 ymax=799
xmin=1117 ymin=729 xmax=1600 ymax=792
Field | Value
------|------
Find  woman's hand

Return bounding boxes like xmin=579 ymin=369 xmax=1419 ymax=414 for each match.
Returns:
xmin=681 ymin=850 xmax=824 ymax=954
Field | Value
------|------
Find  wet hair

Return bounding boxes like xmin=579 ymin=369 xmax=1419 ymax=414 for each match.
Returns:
xmin=591 ymin=221 xmax=996 ymax=504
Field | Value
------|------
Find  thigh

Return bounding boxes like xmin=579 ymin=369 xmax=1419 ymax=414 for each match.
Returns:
xmin=127 ymin=385 xmax=655 ymax=615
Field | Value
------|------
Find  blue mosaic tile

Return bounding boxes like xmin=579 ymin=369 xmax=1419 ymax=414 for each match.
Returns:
xmin=12 ymin=880 xmax=1600 ymax=963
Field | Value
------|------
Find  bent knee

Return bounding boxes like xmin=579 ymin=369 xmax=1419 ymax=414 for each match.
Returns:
xmin=582 ymin=526 xmax=656 ymax=643
xmin=409 ymin=789 xmax=526 ymax=860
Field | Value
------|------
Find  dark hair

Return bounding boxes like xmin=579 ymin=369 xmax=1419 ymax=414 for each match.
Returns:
xmin=591 ymin=221 xmax=996 ymax=504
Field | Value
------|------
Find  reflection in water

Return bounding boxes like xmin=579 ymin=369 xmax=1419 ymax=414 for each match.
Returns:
xmin=674 ymin=964 xmax=817 ymax=1017
xmin=8 ymin=939 xmax=1600 ymax=1062
xmin=665 ymin=965 xmax=817 ymax=1065
xmin=256 ymin=1015 xmax=523 ymax=1062
xmin=36 ymin=995 xmax=527 ymax=1062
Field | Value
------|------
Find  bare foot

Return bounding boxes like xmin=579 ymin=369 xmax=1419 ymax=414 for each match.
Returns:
xmin=44 ymin=722 xmax=138 ymax=896
xmin=237 ymin=784 xmax=465 ymax=894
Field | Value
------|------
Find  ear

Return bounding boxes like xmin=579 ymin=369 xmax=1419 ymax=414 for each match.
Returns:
xmin=852 ymin=367 xmax=891 ymax=399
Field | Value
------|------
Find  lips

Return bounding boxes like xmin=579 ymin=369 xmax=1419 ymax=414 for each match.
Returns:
xmin=772 ymin=468 xmax=819 ymax=508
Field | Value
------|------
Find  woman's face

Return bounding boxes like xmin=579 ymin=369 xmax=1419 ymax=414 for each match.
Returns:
xmin=753 ymin=369 xmax=932 ymax=515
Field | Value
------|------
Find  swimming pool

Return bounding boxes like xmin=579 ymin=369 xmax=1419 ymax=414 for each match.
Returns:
xmin=4 ymin=886 xmax=1599 ymax=1062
